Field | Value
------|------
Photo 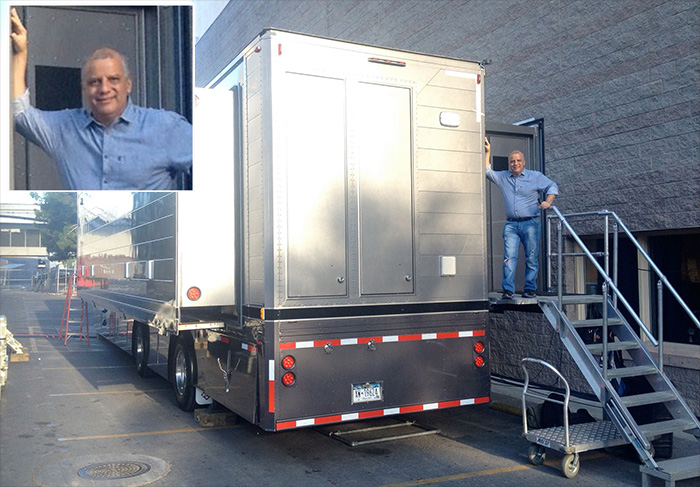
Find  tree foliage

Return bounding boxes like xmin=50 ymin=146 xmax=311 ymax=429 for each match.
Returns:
xmin=31 ymin=192 xmax=77 ymax=263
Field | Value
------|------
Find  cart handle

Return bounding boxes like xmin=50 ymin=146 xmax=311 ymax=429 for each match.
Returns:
xmin=520 ymin=358 xmax=571 ymax=448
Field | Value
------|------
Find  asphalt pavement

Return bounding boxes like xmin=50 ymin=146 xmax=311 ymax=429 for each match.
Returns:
xmin=1 ymin=289 xmax=698 ymax=487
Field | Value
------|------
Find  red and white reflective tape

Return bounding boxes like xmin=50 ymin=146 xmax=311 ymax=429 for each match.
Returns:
xmin=275 ymin=396 xmax=489 ymax=430
xmin=279 ymin=329 xmax=485 ymax=350
xmin=268 ymin=360 xmax=275 ymax=413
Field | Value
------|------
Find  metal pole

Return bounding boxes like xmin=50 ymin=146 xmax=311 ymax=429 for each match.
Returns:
xmin=557 ymin=220 xmax=563 ymax=334
xmin=657 ymin=280 xmax=663 ymax=372
xmin=547 ymin=216 xmax=552 ymax=292
xmin=602 ymin=281 xmax=609 ymax=381
xmin=604 ymin=213 xmax=610 ymax=279
xmin=612 ymin=222 xmax=618 ymax=309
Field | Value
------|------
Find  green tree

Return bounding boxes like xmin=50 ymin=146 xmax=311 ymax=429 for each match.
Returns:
xmin=30 ymin=192 xmax=77 ymax=263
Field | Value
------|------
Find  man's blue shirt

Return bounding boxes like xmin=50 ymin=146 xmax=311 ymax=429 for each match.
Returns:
xmin=13 ymin=90 xmax=192 ymax=190
xmin=486 ymin=165 xmax=558 ymax=219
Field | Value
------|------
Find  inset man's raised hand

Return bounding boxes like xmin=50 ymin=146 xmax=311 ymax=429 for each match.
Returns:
xmin=10 ymin=8 xmax=29 ymax=97
xmin=10 ymin=8 xmax=28 ymax=54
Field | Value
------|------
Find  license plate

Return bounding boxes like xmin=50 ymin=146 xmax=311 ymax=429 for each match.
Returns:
xmin=352 ymin=382 xmax=383 ymax=404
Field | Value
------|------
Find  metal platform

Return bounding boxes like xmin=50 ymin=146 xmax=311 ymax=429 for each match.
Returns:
xmin=314 ymin=419 xmax=440 ymax=447
xmin=487 ymin=292 xmax=539 ymax=306
xmin=525 ymin=420 xmax=627 ymax=455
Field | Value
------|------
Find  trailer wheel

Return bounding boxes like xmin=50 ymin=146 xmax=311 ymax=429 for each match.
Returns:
xmin=561 ymin=453 xmax=579 ymax=478
xmin=132 ymin=323 xmax=152 ymax=378
xmin=172 ymin=338 xmax=197 ymax=411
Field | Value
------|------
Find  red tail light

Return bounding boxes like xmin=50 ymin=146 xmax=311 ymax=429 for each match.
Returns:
xmin=474 ymin=341 xmax=485 ymax=354
xmin=282 ymin=372 xmax=296 ymax=386
xmin=282 ymin=355 xmax=295 ymax=370
xmin=474 ymin=356 xmax=485 ymax=368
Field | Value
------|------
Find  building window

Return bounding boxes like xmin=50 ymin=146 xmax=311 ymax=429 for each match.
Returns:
xmin=0 ymin=230 xmax=10 ymax=247
xmin=10 ymin=230 xmax=25 ymax=247
xmin=649 ymin=233 xmax=700 ymax=345
xmin=26 ymin=229 xmax=41 ymax=247
xmin=578 ymin=232 xmax=699 ymax=347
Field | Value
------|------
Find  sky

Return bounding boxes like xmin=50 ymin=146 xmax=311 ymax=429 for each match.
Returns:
xmin=194 ymin=0 xmax=229 ymax=43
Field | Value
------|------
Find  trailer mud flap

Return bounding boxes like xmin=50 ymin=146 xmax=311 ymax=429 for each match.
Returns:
xmin=195 ymin=387 xmax=213 ymax=406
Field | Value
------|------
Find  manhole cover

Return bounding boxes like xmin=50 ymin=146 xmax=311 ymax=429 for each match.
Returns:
xmin=36 ymin=454 xmax=168 ymax=487
xmin=78 ymin=461 xmax=151 ymax=480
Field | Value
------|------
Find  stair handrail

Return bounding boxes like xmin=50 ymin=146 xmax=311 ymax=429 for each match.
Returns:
xmin=548 ymin=208 xmax=700 ymax=333
xmin=606 ymin=210 xmax=700 ymax=332
xmin=548 ymin=206 xmax=658 ymax=347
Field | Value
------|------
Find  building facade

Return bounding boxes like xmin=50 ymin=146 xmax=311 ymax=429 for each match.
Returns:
xmin=195 ymin=0 xmax=699 ymax=412
xmin=0 ymin=202 xmax=48 ymax=288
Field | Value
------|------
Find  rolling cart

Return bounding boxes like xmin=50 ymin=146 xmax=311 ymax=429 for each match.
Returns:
xmin=520 ymin=358 xmax=629 ymax=478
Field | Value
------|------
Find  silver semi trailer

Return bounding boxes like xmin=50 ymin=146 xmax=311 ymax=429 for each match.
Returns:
xmin=78 ymin=29 xmax=489 ymax=431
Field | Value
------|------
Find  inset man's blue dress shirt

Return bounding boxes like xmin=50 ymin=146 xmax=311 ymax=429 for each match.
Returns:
xmin=13 ymin=90 xmax=192 ymax=190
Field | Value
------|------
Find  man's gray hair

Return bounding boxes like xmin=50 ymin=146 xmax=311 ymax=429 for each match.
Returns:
xmin=81 ymin=48 xmax=130 ymax=83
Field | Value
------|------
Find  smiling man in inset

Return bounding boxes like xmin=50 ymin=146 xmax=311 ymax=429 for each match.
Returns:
xmin=10 ymin=8 xmax=192 ymax=190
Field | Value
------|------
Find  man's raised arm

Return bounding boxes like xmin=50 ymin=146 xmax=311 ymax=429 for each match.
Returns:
xmin=10 ymin=8 xmax=28 ymax=98
xmin=484 ymin=137 xmax=491 ymax=168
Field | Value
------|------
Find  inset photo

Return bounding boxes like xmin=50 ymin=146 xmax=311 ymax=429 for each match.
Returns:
xmin=6 ymin=4 xmax=192 ymax=190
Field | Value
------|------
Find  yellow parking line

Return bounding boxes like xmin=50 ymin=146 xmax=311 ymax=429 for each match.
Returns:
xmin=49 ymin=389 xmax=168 ymax=397
xmin=58 ymin=425 xmax=238 ymax=442
xmin=379 ymin=452 xmax=608 ymax=487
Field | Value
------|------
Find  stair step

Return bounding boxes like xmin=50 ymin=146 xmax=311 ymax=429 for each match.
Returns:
xmin=620 ymin=391 xmax=678 ymax=407
xmin=605 ymin=365 xmax=657 ymax=379
xmin=538 ymin=294 xmax=603 ymax=304
xmin=639 ymin=419 xmax=698 ymax=437
xmin=570 ymin=318 xmax=622 ymax=328
xmin=587 ymin=341 xmax=640 ymax=353
xmin=640 ymin=454 xmax=700 ymax=485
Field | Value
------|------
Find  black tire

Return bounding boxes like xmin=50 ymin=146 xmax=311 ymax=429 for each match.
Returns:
xmin=171 ymin=337 xmax=197 ymax=411
xmin=132 ymin=322 xmax=153 ymax=378
xmin=527 ymin=444 xmax=546 ymax=465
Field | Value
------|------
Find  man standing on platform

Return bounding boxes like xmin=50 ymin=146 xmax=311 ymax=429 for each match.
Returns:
xmin=484 ymin=137 xmax=558 ymax=300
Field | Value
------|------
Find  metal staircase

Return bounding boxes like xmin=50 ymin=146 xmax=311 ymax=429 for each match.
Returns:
xmin=538 ymin=207 xmax=700 ymax=472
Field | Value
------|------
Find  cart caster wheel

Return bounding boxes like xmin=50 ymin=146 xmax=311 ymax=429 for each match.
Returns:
xmin=561 ymin=453 xmax=580 ymax=478
xmin=528 ymin=444 xmax=546 ymax=466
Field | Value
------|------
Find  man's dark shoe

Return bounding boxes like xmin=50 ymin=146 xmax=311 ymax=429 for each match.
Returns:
xmin=522 ymin=290 xmax=537 ymax=299
xmin=501 ymin=291 xmax=515 ymax=300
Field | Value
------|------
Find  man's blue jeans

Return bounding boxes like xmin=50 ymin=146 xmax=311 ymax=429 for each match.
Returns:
xmin=502 ymin=218 xmax=540 ymax=293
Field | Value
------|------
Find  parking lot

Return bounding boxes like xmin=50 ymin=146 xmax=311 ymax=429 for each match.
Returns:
xmin=1 ymin=289 xmax=697 ymax=487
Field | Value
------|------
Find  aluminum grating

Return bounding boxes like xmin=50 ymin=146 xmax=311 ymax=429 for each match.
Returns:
xmin=530 ymin=420 xmax=623 ymax=445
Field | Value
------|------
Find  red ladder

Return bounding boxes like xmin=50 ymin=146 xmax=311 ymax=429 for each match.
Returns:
xmin=59 ymin=273 xmax=89 ymax=345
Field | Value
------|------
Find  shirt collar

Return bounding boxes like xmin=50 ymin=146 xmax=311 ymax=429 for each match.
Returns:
xmin=83 ymin=98 xmax=135 ymax=129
